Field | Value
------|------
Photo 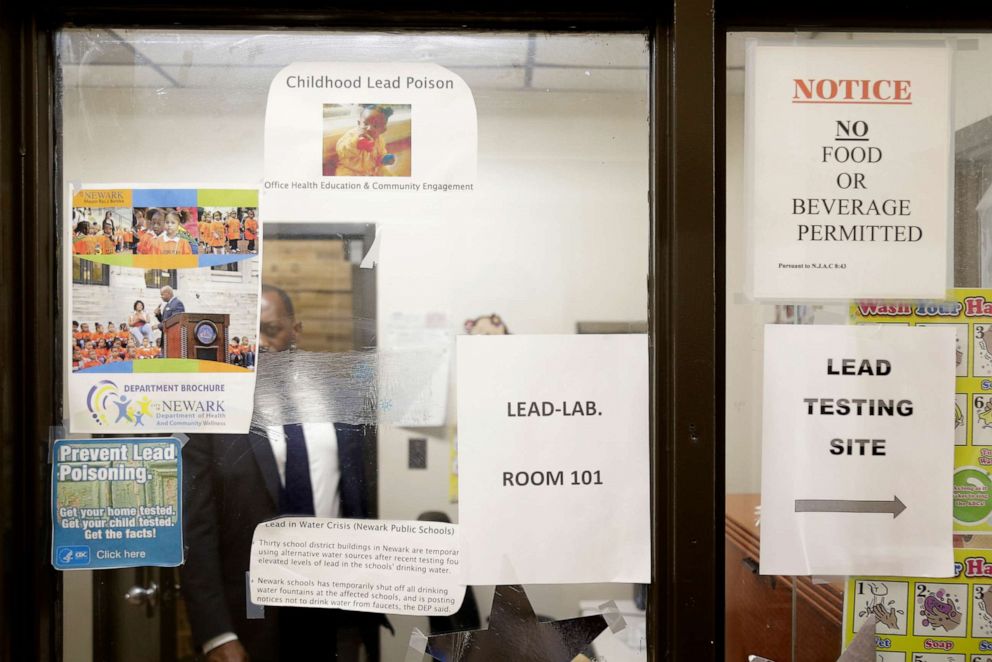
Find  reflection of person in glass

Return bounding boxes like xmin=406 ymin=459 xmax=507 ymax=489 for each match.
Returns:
xmin=182 ymin=284 xmax=386 ymax=661
xmin=334 ymin=104 xmax=396 ymax=176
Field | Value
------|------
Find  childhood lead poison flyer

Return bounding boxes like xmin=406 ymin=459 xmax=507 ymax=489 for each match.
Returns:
xmin=66 ymin=185 xmax=261 ymax=433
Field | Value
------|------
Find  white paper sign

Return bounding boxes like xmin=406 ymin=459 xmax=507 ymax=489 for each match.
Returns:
xmin=760 ymin=324 xmax=955 ymax=576
xmin=457 ymin=335 xmax=650 ymax=584
xmin=249 ymin=518 xmax=465 ymax=615
xmin=264 ymin=62 xmax=477 ymax=223
xmin=747 ymin=41 xmax=952 ymax=300
xmin=379 ymin=311 xmax=451 ymax=427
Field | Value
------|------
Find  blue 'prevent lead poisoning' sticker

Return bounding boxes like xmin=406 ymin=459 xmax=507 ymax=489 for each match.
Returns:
xmin=51 ymin=437 xmax=183 ymax=570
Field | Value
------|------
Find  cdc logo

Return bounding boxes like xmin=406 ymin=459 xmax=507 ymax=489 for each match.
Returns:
xmin=55 ymin=545 xmax=90 ymax=567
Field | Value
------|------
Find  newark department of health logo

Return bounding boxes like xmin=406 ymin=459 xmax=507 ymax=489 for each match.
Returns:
xmin=86 ymin=380 xmax=154 ymax=427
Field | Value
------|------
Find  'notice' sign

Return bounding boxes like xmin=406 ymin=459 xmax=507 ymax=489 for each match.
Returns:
xmin=760 ymin=325 xmax=955 ymax=577
xmin=746 ymin=41 xmax=952 ymax=300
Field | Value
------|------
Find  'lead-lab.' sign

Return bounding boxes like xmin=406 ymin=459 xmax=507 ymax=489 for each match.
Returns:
xmin=746 ymin=41 xmax=952 ymax=300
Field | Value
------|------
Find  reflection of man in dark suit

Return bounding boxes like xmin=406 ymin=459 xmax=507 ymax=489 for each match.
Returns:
xmin=181 ymin=285 xmax=385 ymax=661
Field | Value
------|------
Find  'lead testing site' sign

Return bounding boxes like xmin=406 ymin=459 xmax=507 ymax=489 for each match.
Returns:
xmin=760 ymin=325 xmax=955 ymax=577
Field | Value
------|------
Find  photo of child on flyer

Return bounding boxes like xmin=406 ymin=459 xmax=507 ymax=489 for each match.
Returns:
xmin=322 ymin=103 xmax=412 ymax=177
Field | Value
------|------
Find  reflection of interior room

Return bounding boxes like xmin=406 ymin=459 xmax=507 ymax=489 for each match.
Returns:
xmin=725 ymin=32 xmax=992 ymax=661
xmin=60 ymin=30 xmax=650 ymax=662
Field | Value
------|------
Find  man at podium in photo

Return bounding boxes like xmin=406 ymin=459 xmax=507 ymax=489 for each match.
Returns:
xmin=181 ymin=284 xmax=387 ymax=662
xmin=152 ymin=285 xmax=185 ymax=331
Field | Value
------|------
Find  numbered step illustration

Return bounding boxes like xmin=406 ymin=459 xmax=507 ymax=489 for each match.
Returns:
xmin=953 ymin=466 xmax=992 ymax=526
xmin=913 ymin=583 xmax=968 ymax=638
xmin=958 ymin=393 xmax=969 ymax=446
xmin=909 ymin=655 xmax=964 ymax=662
xmin=853 ymin=580 xmax=909 ymax=635
xmin=920 ymin=323 xmax=968 ymax=377
xmin=975 ymin=324 xmax=992 ymax=377
xmin=973 ymin=395 xmax=992 ymax=446
xmin=874 ymin=654 xmax=905 ymax=662
xmin=973 ymin=584 xmax=992 ymax=637
xmin=971 ymin=655 xmax=992 ymax=661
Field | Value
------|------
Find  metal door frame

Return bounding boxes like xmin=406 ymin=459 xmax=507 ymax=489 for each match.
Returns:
xmin=0 ymin=2 xmax=723 ymax=660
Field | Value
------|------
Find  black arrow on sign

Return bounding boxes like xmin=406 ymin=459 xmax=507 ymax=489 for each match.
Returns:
xmin=794 ymin=496 xmax=906 ymax=518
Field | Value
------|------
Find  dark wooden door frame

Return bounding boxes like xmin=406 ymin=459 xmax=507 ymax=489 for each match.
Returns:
xmin=659 ymin=3 xmax=720 ymax=659
xmin=1 ymin=4 xmax=60 ymax=662
xmin=0 ymin=3 xmax=725 ymax=661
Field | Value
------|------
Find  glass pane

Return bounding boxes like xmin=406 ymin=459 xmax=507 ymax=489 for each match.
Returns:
xmin=726 ymin=30 xmax=992 ymax=662
xmin=57 ymin=28 xmax=651 ymax=662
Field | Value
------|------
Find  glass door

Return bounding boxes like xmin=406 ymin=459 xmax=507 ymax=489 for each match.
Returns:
xmin=56 ymin=27 xmax=653 ymax=662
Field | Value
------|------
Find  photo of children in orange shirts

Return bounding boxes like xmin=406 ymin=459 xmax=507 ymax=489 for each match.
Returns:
xmin=72 ymin=321 xmax=87 ymax=346
xmin=80 ymin=351 xmax=102 ymax=370
xmin=240 ymin=336 xmax=255 ymax=368
xmin=135 ymin=207 xmax=164 ymax=255
xmin=154 ymin=210 xmax=193 ymax=255
xmin=177 ymin=207 xmax=200 ymax=251
xmin=70 ymin=191 xmax=261 ymax=375
xmin=138 ymin=338 xmax=159 ymax=359
xmin=242 ymin=209 xmax=259 ymax=253
xmin=70 ymin=206 xmax=130 ymax=255
xmin=129 ymin=206 xmax=200 ymax=256
xmin=192 ymin=206 xmax=258 ymax=255
xmin=197 ymin=213 xmax=211 ymax=254
xmin=226 ymin=212 xmax=242 ymax=253
xmin=229 ymin=336 xmax=243 ymax=366
xmin=210 ymin=210 xmax=226 ymax=254
xmin=72 ymin=221 xmax=115 ymax=255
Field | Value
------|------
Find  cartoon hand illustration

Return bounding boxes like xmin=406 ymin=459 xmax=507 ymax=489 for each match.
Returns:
xmin=922 ymin=593 xmax=961 ymax=631
xmin=980 ymin=405 xmax=992 ymax=429
xmin=982 ymin=588 xmax=992 ymax=617
xmin=956 ymin=403 xmax=964 ymax=429
xmin=925 ymin=606 xmax=961 ymax=630
xmin=871 ymin=603 xmax=898 ymax=629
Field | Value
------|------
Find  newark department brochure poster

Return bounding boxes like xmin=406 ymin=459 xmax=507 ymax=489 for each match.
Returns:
xmin=67 ymin=185 xmax=261 ymax=433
